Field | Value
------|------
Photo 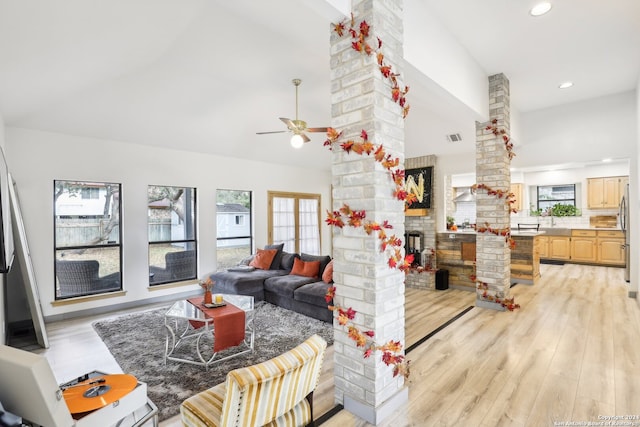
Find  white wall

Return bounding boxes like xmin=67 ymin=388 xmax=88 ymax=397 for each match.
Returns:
xmin=5 ymin=127 xmax=332 ymax=319
xmin=634 ymin=81 xmax=640 ymax=300
xmin=517 ymin=91 xmax=636 ymax=169
xmin=404 ymin=0 xmax=488 ymax=120
xmin=0 ymin=113 xmax=5 ymax=343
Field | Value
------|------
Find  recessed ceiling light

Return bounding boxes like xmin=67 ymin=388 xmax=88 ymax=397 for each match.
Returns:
xmin=558 ymin=81 xmax=574 ymax=89
xmin=530 ymin=2 xmax=552 ymax=16
xmin=602 ymin=158 xmax=612 ymax=163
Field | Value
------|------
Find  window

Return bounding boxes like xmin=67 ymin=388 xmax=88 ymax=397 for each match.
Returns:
xmin=148 ymin=186 xmax=197 ymax=285
xmin=268 ymin=191 xmax=321 ymax=255
xmin=81 ymin=187 xmax=100 ymax=200
xmin=537 ymin=184 xmax=576 ymax=211
xmin=216 ymin=189 xmax=252 ymax=270
xmin=54 ymin=180 xmax=122 ymax=299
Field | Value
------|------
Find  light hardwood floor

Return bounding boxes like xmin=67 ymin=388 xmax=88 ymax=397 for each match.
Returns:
xmin=39 ymin=264 xmax=640 ymax=426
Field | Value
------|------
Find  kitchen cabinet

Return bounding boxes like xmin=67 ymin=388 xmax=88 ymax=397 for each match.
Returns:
xmin=548 ymin=236 xmax=571 ymax=260
xmin=597 ymin=230 xmax=625 ymax=265
xmin=510 ymin=183 xmax=523 ymax=212
xmin=570 ymin=230 xmax=625 ymax=265
xmin=571 ymin=230 xmax=597 ymax=263
xmin=539 ymin=235 xmax=571 ymax=260
xmin=537 ymin=236 xmax=549 ymax=258
xmin=587 ymin=176 xmax=627 ymax=209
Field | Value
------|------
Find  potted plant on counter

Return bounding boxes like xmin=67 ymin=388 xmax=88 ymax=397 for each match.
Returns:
xmin=446 ymin=216 xmax=457 ymax=231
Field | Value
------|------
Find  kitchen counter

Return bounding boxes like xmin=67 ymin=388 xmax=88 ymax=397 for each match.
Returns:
xmin=442 ymin=229 xmax=547 ymax=237
xmin=436 ymin=231 xmax=541 ymax=290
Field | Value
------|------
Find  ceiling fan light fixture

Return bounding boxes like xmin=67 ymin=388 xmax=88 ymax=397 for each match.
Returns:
xmin=290 ymin=134 xmax=305 ymax=149
xmin=530 ymin=2 xmax=552 ymax=16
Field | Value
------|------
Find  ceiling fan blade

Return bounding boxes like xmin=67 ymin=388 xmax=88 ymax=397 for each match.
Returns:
xmin=256 ymin=130 xmax=288 ymax=135
xmin=279 ymin=117 xmax=295 ymax=129
xmin=306 ymin=127 xmax=328 ymax=133
xmin=301 ymin=133 xmax=311 ymax=143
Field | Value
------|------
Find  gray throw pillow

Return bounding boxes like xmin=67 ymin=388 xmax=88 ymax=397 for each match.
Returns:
xmin=300 ymin=253 xmax=332 ymax=277
xmin=280 ymin=251 xmax=300 ymax=271
xmin=238 ymin=254 xmax=255 ymax=266
xmin=265 ymin=243 xmax=285 ymax=270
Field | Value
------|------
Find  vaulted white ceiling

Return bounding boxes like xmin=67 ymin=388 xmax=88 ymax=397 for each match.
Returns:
xmin=0 ymin=0 xmax=638 ymax=171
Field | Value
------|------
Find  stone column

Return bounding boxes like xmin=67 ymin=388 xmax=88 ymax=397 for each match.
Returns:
xmin=475 ymin=73 xmax=512 ymax=310
xmin=330 ymin=0 xmax=408 ymax=423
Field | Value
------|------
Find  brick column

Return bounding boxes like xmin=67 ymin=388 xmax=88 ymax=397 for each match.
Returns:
xmin=475 ymin=73 xmax=511 ymax=310
xmin=330 ymin=0 xmax=408 ymax=423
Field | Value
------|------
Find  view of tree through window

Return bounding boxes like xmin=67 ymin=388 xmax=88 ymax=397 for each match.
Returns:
xmin=148 ymin=186 xmax=197 ymax=285
xmin=216 ymin=189 xmax=252 ymax=270
xmin=54 ymin=180 xmax=122 ymax=299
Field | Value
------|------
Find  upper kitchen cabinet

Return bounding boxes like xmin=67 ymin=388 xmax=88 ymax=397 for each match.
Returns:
xmin=510 ymin=183 xmax=523 ymax=212
xmin=587 ymin=176 xmax=628 ymax=209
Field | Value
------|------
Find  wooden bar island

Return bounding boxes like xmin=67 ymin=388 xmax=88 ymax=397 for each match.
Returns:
xmin=436 ymin=230 xmax=542 ymax=291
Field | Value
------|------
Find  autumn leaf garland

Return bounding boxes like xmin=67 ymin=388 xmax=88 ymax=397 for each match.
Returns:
xmin=333 ymin=15 xmax=410 ymax=118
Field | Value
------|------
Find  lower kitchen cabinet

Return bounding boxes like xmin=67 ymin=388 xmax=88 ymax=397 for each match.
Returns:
xmin=571 ymin=230 xmax=597 ymax=263
xmin=537 ymin=236 xmax=549 ymax=258
xmin=541 ymin=229 xmax=625 ymax=266
xmin=597 ymin=230 xmax=625 ymax=265
xmin=548 ymin=236 xmax=571 ymax=260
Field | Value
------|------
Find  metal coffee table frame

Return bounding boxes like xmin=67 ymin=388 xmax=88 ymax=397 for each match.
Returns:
xmin=164 ymin=294 xmax=254 ymax=368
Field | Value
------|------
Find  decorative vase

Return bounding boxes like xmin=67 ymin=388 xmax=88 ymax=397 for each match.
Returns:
xmin=204 ymin=290 xmax=213 ymax=304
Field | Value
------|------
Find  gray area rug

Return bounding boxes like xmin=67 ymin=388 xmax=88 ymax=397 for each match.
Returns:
xmin=93 ymin=301 xmax=333 ymax=421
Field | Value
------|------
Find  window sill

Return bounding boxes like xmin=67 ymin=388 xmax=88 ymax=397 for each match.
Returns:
xmin=51 ymin=290 xmax=127 ymax=307
xmin=148 ymin=279 xmax=198 ymax=291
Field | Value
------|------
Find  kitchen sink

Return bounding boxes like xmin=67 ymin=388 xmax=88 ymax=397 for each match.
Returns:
xmin=538 ymin=227 xmax=571 ymax=236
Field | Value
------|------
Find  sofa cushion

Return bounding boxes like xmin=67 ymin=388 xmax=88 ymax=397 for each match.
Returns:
xmin=322 ymin=259 xmax=334 ymax=284
xmin=294 ymin=281 xmax=332 ymax=307
xmin=280 ymin=251 xmax=299 ymax=271
xmin=264 ymin=243 xmax=285 ymax=270
xmin=301 ymin=253 xmax=332 ymax=277
xmin=264 ymin=274 xmax=317 ymax=298
xmin=209 ymin=269 xmax=287 ymax=301
xmin=250 ymin=249 xmax=277 ymax=270
xmin=290 ymin=258 xmax=320 ymax=278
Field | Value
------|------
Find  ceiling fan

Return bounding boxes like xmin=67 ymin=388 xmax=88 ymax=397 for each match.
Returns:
xmin=256 ymin=78 xmax=328 ymax=148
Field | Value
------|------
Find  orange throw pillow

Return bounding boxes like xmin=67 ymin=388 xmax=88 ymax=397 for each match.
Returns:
xmin=290 ymin=258 xmax=320 ymax=278
xmin=322 ymin=259 xmax=334 ymax=284
xmin=249 ymin=249 xmax=278 ymax=270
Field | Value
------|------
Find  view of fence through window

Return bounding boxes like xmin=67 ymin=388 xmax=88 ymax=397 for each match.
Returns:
xmin=216 ymin=189 xmax=252 ymax=271
xmin=54 ymin=180 xmax=122 ymax=299
xmin=148 ymin=185 xmax=197 ymax=285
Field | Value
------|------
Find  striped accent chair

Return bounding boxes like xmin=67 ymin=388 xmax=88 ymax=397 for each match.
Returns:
xmin=180 ymin=334 xmax=327 ymax=427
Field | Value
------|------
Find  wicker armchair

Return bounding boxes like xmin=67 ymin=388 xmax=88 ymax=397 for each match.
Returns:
xmin=55 ymin=260 xmax=120 ymax=297
xmin=149 ymin=250 xmax=196 ymax=284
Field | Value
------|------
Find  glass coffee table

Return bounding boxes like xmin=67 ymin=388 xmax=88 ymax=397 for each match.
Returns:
xmin=163 ymin=294 xmax=254 ymax=368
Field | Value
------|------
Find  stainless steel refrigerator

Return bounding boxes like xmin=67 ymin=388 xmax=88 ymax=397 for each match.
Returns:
xmin=619 ymin=183 xmax=630 ymax=282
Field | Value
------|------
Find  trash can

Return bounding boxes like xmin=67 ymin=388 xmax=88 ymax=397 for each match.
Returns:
xmin=435 ymin=269 xmax=449 ymax=290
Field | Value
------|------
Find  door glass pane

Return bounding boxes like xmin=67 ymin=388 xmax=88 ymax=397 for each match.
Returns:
xmin=299 ymin=198 xmax=320 ymax=255
xmin=272 ymin=197 xmax=295 ymax=253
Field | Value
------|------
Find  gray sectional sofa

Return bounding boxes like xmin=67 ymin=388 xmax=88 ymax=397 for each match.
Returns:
xmin=207 ymin=246 xmax=333 ymax=323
